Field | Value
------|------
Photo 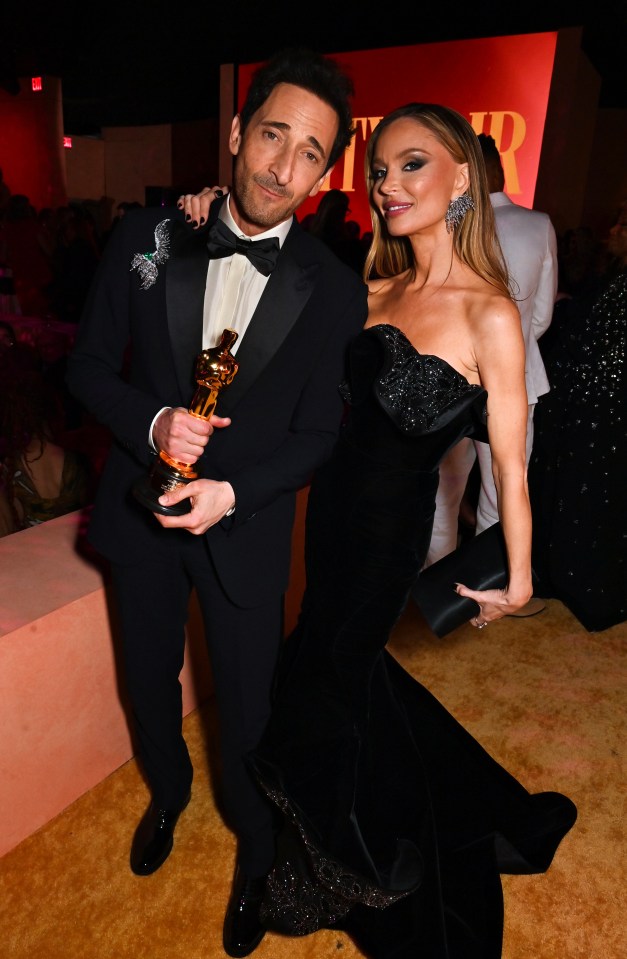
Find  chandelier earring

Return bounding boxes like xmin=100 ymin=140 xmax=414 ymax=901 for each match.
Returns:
xmin=445 ymin=192 xmax=475 ymax=233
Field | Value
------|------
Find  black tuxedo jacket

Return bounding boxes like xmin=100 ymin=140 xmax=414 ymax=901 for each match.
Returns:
xmin=67 ymin=203 xmax=368 ymax=607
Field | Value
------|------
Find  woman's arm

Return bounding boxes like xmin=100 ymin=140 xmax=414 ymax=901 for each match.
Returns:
xmin=456 ymin=297 xmax=533 ymax=623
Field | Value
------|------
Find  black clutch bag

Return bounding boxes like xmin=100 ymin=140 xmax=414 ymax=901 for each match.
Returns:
xmin=413 ymin=522 xmax=510 ymax=638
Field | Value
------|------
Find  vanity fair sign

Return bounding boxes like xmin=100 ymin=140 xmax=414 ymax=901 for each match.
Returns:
xmin=238 ymin=32 xmax=558 ymax=231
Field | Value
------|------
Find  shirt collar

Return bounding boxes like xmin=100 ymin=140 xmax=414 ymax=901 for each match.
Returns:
xmin=489 ymin=191 xmax=512 ymax=209
xmin=220 ymin=195 xmax=292 ymax=248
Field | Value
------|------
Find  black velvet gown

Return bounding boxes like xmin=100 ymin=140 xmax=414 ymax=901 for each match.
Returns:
xmin=248 ymin=325 xmax=577 ymax=959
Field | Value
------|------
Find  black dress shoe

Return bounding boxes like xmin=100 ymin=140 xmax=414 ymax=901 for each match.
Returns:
xmin=223 ymin=866 xmax=267 ymax=957
xmin=130 ymin=791 xmax=191 ymax=876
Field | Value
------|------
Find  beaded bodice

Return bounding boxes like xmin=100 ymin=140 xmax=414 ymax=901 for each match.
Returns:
xmin=341 ymin=323 xmax=488 ymax=470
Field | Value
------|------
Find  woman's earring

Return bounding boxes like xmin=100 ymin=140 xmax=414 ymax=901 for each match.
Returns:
xmin=445 ymin=193 xmax=474 ymax=233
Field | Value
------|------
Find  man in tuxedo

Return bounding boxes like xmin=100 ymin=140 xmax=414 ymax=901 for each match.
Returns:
xmin=67 ymin=48 xmax=367 ymax=958
xmin=420 ymin=133 xmax=557 ymax=614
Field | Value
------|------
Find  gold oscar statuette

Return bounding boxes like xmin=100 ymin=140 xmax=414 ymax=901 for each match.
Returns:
xmin=133 ymin=328 xmax=239 ymax=516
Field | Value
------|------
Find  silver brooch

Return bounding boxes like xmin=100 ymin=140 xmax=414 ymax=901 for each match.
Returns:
xmin=130 ymin=219 xmax=171 ymax=289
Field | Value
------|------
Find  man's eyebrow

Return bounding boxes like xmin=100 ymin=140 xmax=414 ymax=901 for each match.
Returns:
xmin=262 ymin=120 xmax=327 ymax=160
xmin=307 ymin=135 xmax=326 ymax=159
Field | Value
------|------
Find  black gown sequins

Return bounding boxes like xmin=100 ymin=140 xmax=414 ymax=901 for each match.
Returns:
xmin=249 ymin=325 xmax=577 ymax=958
xmin=529 ymin=270 xmax=627 ymax=631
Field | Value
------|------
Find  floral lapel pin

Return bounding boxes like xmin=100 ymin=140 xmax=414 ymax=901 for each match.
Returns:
xmin=130 ymin=219 xmax=171 ymax=289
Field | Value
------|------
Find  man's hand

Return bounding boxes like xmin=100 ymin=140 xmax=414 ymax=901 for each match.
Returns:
xmin=154 ymin=479 xmax=236 ymax=534
xmin=153 ymin=408 xmax=231 ymax=464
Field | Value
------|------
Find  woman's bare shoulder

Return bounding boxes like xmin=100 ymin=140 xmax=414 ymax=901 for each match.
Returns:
xmin=467 ymin=282 xmax=520 ymax=332
xmin=367 ymin=274 xmax=403 ymax=296
xmin=365 ymin=274 xmax=405 ymax=327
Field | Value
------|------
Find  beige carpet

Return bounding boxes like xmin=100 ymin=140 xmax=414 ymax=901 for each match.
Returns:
xmin=1 ymin=598 xmax=625 ymax=959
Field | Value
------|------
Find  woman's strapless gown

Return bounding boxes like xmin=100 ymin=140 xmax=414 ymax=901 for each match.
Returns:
xmin=248 ymin=325 xmax=577 ymax=959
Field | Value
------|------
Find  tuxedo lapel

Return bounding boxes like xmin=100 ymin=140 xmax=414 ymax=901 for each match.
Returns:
xmin=219 ymin=239 xmax=318 ymax=415
xmin=165 ymin=227 xmax=208 ymax=399
xmin=164 ymin=209 xmax=318 ymax=414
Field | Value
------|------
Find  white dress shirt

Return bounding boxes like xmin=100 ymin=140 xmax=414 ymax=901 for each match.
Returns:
xmin=203 ymin=198 xmax=291 ymax=351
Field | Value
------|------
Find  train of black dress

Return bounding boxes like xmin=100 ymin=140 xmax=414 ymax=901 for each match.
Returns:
xmin=248 ymin=325 xmax=577 ymax=958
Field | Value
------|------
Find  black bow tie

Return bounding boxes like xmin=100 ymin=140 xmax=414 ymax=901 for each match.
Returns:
xmin=206 ymin=219 xmax=280 ymax=276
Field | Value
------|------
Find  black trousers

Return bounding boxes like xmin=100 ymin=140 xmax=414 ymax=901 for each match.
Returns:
xmin=111 ymin=534 xmax=283 ymax=876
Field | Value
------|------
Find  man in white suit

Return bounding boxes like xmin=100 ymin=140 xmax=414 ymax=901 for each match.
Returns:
xmin=421 ymin=134 xmax=558 ymax=614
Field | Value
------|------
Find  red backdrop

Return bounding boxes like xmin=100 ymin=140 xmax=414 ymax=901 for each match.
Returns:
xmin=238 ymin=32 xmax=558 ymax=232
xmin=0 ymin=77 xmax=68 ymax=211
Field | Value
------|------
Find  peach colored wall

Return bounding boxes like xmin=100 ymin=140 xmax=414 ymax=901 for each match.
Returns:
xmin=1 ymin=589 xmax=134 ymax=855
xmin=103 ymin=124 xmax=172 ymax=212
xmin=64 ymin=119 xmax=219 ymax=219
xmin=0 ymin=511 xmax=212 ymax=857
xmin=64 ymin=136 xmax=106 ymax=206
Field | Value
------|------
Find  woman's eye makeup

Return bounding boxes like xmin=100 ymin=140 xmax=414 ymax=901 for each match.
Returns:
xmin=404 ymin=157 xmax=426 ymax=171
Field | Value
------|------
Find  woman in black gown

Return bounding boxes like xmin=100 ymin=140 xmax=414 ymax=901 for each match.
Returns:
xmin=246 ymin=105 xmax=577 ymax=958
xmin=528 ymin=203 xmax=627 ymax=631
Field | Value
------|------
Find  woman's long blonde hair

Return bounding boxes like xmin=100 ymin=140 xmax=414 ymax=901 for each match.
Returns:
xmin=363 ymin=103 xmax=510 ymax=297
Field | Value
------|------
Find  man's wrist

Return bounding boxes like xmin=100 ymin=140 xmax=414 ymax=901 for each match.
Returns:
xmin=222 ymin=481 xmax=236 ymax=518
xmin=149 ymin=406 xmax=171 ymax=451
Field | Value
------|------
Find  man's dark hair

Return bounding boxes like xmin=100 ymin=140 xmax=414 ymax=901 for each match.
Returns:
xmin=477 ymin=133 xmax=500 ymax=163
xmin=238 ymin=48 xmax=355 ymax=173
xmin=477 ymin=133 xmax=505 ymax=191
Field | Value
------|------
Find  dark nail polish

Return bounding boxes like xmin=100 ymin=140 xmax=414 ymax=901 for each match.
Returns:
xmin=192 ymin=219 xmax=198 ymax=228
xmin=185 ymin=213 xmax=191 ymax=221
xmin=199 ymin=216 xmax=205 ymax=225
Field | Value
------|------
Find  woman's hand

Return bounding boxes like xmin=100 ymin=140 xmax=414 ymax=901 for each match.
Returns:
xmin=177 ymin=185 xmax=230 ymax=228
xmin=455 ymin=583 xmax=533 ymax=630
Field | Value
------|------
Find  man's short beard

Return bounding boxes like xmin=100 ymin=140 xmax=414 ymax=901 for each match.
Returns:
xmin=234 ymin=169 xmax=296 ymax=230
